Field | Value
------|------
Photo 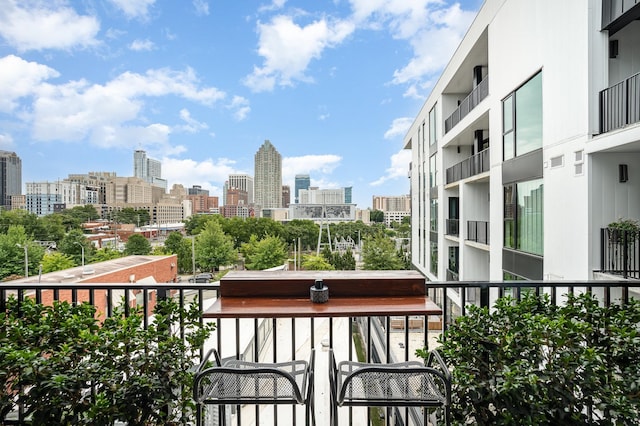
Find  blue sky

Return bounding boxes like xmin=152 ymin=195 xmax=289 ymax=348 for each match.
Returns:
xmin=0 ymin=0 xmax=481 ymax=209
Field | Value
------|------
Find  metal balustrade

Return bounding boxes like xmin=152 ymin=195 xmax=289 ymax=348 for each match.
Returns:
xmin=467 ymin=220 xmax=489 ymax=245
xmin=445 ymin=148 xmax=490 ymax=184
xmin=599 ymin=72 xmax=640 ymax=134
xmin=444 ymin=77 xmax=489 ymax=134
xmin=2 ymin=279 xmax=639 ymax=425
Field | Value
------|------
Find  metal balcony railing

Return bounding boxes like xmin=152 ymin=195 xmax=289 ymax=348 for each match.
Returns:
xmin=444 ymin=77 xmax=489 ymax=134
xmin=445 ymin=219 xmax=459 ymax=237
xmin=445 ymin=148 xmax=490 ymax=184
xmin=602 ymin=0 xmax=640 ymax=31
xmin=600 ymin=228 xmax=640 ymax=279
xmin=3 ymin=279 xmax=640 ymax=425
xmin=467 ymin=220 xmax=490 ymax=245
xmin=599 ymin=72 xmax=640 ymax=134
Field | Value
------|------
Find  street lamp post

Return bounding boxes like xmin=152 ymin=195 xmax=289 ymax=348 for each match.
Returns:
xmin=74 ymin=242 xmax=85 ymax=270
xmin=16 ymin=243 xmax=28 ymax=278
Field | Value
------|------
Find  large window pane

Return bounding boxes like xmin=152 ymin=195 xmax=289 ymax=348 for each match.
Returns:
xmin=504 ymin=185 xmax=515 ymax=249
xmin=429 ymin=154 xmax=437 ymax=188
xmin=430 ymin=199 xmax=438 ymax=232
xmin=429 ymin=105 xmax=437 ymax=146
xmin=430 ymin=241 xmax=438 ymax=275
xmin=515 ymin=73 xmax=542 ymax=156
xmin=516 ymin=180 xmax=544 ymax=255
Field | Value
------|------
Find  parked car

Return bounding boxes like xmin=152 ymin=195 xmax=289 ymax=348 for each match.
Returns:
xmin=188 ymin=273 xmax=214 ymax=283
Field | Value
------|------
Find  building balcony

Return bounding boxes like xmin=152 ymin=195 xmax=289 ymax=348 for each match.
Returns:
xmin=466 ymin=220 xmax=490 ymax=245
xmin=602 ymin=0 xmax=640 ymax=35
xmin=2 ymin=275 xmax=639 ymax=425
xmin=599 ymin=227 xmax=639 ymax=279
xmin=444 ymin=77 xmax=489 ymax=134
xmin=445 ymin=219 xmax=459 ymax=237
xmin=599 ymin=72 xmax=640 ymax=134
xmin=445 ymin=148 xmax=490 ymax=185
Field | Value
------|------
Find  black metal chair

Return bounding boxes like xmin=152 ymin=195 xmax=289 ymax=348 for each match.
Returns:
xmin=194 ymin=348 xmax=315 ymax=426
xmin=328 ymin=349 xmax=450 ymax=426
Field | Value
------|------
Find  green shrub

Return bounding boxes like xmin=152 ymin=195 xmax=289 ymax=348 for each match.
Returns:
xmin=419 ymin=293 xmax=640 ymax=425
xmin=0 ymin=295 xmax=214 ymax=425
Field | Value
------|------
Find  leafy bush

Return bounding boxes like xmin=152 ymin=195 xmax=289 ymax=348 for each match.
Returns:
xmin=420 ymin=293 xmax=640 ymax=425
xmin=0 ymin=295 xmax=214 ymax=425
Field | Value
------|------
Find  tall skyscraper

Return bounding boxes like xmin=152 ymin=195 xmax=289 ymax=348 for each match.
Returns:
xmin=133 ymin=150 xmax=167 ymax=191
xmin=0 ymin=151 xmax=22 ymax=209
xmin=254 ymin=140 xmax=282 ymax=209
xmin=294 ymin=174 xmax=310 ymax=203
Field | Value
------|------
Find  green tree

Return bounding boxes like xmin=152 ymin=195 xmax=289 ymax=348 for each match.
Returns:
xmin=59 ymin=230 xmax=95 ymax=266
xmin=35 ymin=214 xmax=66 ymax=243
xmin=284 ymin=219 xmax=321 ymax=252
xmin=124 ymin=234 xmax=152 ymax=255
xmin=0 ymin=226 xmax=45 ymax=279
xmin=57 ymin=205 xmax=100 ymax=230
xmin=195 ymin=220 xmax=237 ymax=271
xmin=370 ymin=209 xmax=384 ymax=223
xmin=91 ymin=247 xmax=123 ymax=263
xmin=164 ymin=232 xmax=193 ymax=273
xmin=362 ymin=233 xmax=405 ymax=270
xmin=241 ymin=235 xmax=288 ymax=270
xmin=184 ymin=214 xmax=217 ymax=236
xmin=301 ymin=254 xmax=335 ymax=270
xmin=41 ymin=252 xmax=76 ymax=273
xmin=116 ymin=208 xmax=150 ymax=226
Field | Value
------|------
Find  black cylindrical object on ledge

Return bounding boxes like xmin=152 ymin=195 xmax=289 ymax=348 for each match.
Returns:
xmin=310 ymin=278 xmax=329 ymax=303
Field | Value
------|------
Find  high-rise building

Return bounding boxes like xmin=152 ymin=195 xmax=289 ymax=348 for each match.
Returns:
xmin=254 ymin=140 xmax=282 ymax=210
xmin=299 ymin=188 xmax=350 ymax=204
xmin=188 ymin=185 xmax=209 ymax=196
xmin=294 ymin=174 xmax=310 ymax=203
xmin=0 ymin=151 xmax=22 ymax=209
xmin=372 ymin=195 xmax=411 ymax=212
xmin=227 ymin=174 xmax=254 ymax=205
xmin=282 ymin=185 xmax=290 ymax=207
xmin=133 ymin=150 xmax=167 ymax=191
xmin=404 ymin=0 xmax=640 ymax=287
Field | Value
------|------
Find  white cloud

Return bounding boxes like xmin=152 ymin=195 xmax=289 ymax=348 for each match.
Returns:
xmin=370 ymin=149 xmax=410 ymax=186
xmin=0 ymin=133 xmax=15 ymax=150
xmin=244 ymin=15 xmax=355 ymax=92
xmin=176 ymin=109 xmax=208 ymax=133
xmin=161 ymin=156 xmax=241 ymax=197
xmin=348 ymin=0 xmax=476 ymax=97
xmin=282 ymin=154 xmax=342 ymax=186
xmin=384 ymin=117 xmax=413 ymax=140
xmin=193 ymin=0 xmax=209 ymax=16
xmin=0 ymin=55 xmax=60 ymax=112
xmin=227 ymin=96 xmax=251 ymax=121
xmin=109 ymin=0 xmax=156 ymax=20
xmin=129 ymin=39 xmax=155 ymax=51
xmin=0 ymin=0 xmax=100 ymax=51
xmin=29 ymin=66 xmax=226 ymax=148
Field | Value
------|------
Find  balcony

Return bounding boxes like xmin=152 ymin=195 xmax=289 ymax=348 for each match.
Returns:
xmin=444 ymin=77 xmax=489 ymax=134
xmin=466 ymin=220 xmax=489 ymax=245
xmin=445 ymin=219 xmax=459 ymax=237
xmin=599 ymin=227 xmax=639 ymax=279
xmin=602 ymin=0 xmax=640 ymax=35
xmin=599 ymin=72 xmax=640 ymax=134
xmin=2 ymin=275 xmax=639 ymax=425
xmin=445 ymin=148 xmax=490 ymax=185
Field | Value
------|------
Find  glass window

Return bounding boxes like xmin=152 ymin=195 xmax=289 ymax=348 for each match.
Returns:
xmin=430 ymin=241 xmax=438 ymax=275
xmin=503 ymin=179 xmax=543 ymax=256
xmin=517 ymin=180 xmax=543 ymax=255
xmin=429 ymin=154 xmax=437 ymax=188
xmin=430 ymin=199 xmax=438 ymax=232
xmin=429 ymin=105 xmax=437 ymax=146
xmin=503 ymin=72 xmax=542 ymax=160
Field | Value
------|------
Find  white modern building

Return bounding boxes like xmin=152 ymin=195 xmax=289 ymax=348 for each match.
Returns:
xmin=404 ymin=0 xmax=640 ymax=284
xmin=298 ymin=187 xmax=349 ymax=204
xmin=26 ymin=180 xmax=99 ymax=216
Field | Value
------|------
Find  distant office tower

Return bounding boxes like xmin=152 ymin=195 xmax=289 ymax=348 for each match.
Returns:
xmin=282 ymin=185 xmax=290 ymax=208
xmin=372 ymin=195 xmax=411 ymax=212
xmin=26 ymin=180 xmax=90 ymax=216
xmin=294 ymin=174 xmax=310 ymax=203
xmin=188 ymin=185 xmax=209 ymax=196
xmin=227 ymin=174 xmax=254 ymax=204
xmin=344 ymin=186 xmax=352 ymax=204
xmin=0 ymin=150 xmax=22 ymax=209
xmin=254 ymin=140 xmax=282 ymax=209
xmin=133 ymin=150 xmax=167 ymax=191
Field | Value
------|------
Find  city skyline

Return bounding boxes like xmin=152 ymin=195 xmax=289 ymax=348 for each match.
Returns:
xmin=0 ymin=0 xmax=482 ymax=209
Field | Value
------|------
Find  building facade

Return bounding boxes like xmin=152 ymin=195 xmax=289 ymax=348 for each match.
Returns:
xmin=133 ymin=150 xmax=167 ymax=191
xmin=299 ymin=187 xmax=350 ymax=204
xmin=26 ymin=180 xmax=98 ymax=216
xmin=0 ymin=151 xmax=22 ymax=210
xmin=372 ymin=195 xmax=411 ymax=212
xmin=404 ymin=0 xmax=640 ymax=287
xmin=294 ymin=174 xmax=310 ymax=203
xmin=254 ymin=140 xmax=282 ymax=211
xmin=227 ymin=174 xmax=254 ymax=205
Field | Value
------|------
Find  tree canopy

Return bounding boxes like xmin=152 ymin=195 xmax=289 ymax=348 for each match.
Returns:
xmin=124 ymin=234 xmax=152 ymax=255
xmin=241 ymin=235 xmax=288 ymax=270
xmin=195 ymin=221 xmax=237 ymax=271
